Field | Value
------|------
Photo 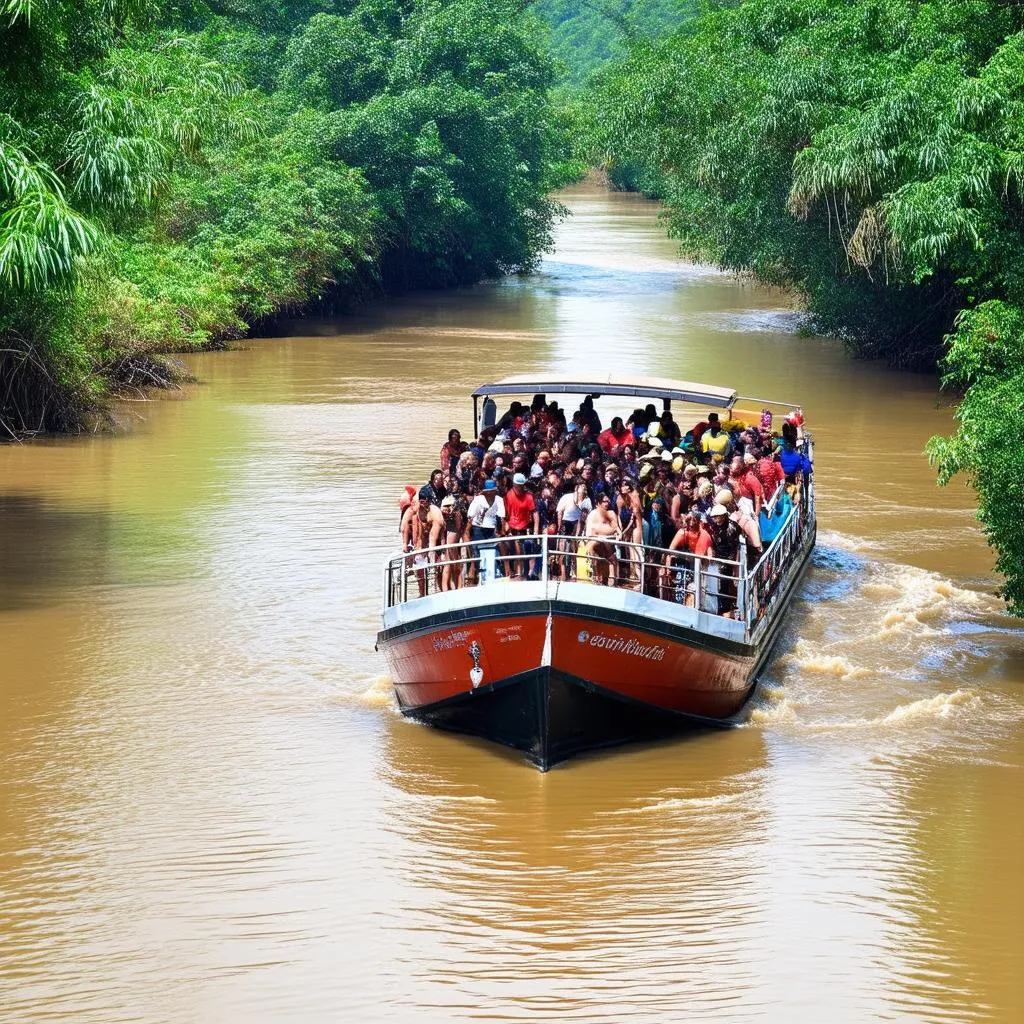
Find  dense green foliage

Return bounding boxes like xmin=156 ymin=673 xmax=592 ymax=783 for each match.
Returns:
xmin=587 ymin=0 xmax=1024 ymax=611
xmin=533 ymin=0 xmax=692 ymax=85
xmin=0 ymin=0 xmax=567 ymax=434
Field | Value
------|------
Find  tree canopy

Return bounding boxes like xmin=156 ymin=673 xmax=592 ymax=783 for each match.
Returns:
xmin=586 ymin=0 xmax=1024 ymax=612
xmin=0 ymin=0 xmax=569 ymax=434
xmin=532 ymin=0 xmax=693 ymax=85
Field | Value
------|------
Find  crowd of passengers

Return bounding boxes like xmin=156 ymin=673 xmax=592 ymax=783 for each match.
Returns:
xmin=398 ymin=395 xmax=811 ymax=616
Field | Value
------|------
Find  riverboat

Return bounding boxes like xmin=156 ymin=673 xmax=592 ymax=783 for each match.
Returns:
xmin=376 ymin=375 xmax=816 ymax=770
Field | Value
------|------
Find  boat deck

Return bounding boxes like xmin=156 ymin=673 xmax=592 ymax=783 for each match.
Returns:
xmin=384 ymin=488 xmax=816 ymax=648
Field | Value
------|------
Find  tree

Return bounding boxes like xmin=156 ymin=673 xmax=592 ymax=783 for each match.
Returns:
xmin=586 ymin=0 xmax=1024 ymax=610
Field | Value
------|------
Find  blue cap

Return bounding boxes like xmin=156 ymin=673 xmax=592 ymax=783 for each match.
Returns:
xmin=483 ymin=479 xmax=497 ymax=491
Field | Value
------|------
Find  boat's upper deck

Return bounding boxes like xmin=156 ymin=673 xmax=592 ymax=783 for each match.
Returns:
xmin=386 ymin=376 xmax=815 ymax=645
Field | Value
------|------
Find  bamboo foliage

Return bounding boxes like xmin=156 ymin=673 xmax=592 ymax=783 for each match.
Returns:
xmin=2 ymin=0 xmax=564 ymax=436
xmin=1 ymin=0 xmax=30 ymax=26
xmin=0 ymin=142 xmax=97 ymax=290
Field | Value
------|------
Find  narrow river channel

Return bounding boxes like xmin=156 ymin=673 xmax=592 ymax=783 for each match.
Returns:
xmin=2 ymin=181 xmax=1022 ymax=1022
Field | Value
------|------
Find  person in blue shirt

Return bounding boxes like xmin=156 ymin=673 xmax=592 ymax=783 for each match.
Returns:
xmin=779 ymin=420 xmax=812 ymax=505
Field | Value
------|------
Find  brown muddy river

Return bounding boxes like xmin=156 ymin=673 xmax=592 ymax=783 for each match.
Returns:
xmin=2 ymin=181 xmax=1023 ymax=1022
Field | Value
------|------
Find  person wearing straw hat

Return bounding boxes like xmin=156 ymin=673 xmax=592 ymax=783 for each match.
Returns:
xmin=717 ymin=487 xmax=762 ymax=564
xmin=693 ymin=477 xmax=715 ymax=521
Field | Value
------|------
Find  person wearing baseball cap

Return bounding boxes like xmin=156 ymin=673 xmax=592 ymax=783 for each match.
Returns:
xmin=708 ymin=502 xmax=742 ymax=617
xmin=467 ymin=477 xmax=506 ymax=582
xmin=505 ymin=471 xmax=539 ymax=579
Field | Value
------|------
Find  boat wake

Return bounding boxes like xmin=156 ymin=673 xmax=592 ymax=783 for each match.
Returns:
xmin=350 ymin=674 xmax=396 ymax=708
xmin=749 ymin=686 xmax=986 ymax=732
xmin=749 ymin=534 xmax=1023 ymax=740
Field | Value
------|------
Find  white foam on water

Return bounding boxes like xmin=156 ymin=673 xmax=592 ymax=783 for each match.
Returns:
xmin=816 ymin=529 xmax=884 ymax=554
xmin=357 ymin=674 xmax=396 ymax=708
xmin=879 ymin=688 xmax=981 ymax=724
xmin=751 ymin=542 xmax=1022 ymax=738
xmin=750 ymin=688 xmax=986 ymax=733
xmin=327 ymin=674 xmax=396 ymax=708
xmin=785 ymin=639 xmax=874 ymax=680
xmin=615 ymin=791 xmax=749 ymax=815
xmin=868 ymin=562 xmax=1001 ymax=637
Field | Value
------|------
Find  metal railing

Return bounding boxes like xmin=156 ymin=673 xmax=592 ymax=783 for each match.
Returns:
xmin=385 ymin=443 xmax=816 ymax=640
xmin=384 ymin=530 xmax=759 ymax=621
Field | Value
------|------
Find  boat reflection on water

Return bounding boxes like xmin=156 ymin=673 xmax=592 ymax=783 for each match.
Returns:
xmin=376 ymin=712 xmax=774 ymax=1017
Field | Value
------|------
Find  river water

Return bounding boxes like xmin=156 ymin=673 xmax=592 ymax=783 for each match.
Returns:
xmin=2 ymin=181 xmax=1023 ymax=1022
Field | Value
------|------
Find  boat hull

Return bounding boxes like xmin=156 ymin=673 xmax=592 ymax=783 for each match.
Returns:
xmin=402 ymin=665 xmax=724 ymax=770
xmin=377 ymin=597 xmax=771 ymax=770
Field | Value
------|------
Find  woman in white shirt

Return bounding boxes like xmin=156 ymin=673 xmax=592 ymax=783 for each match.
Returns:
xmin=555 ymin=483 xmax=592 ymax=580
xmin=467 ymin=480 xmax=506 ymax=581
xmin=556 ymin=482 xmax=592 ymax=536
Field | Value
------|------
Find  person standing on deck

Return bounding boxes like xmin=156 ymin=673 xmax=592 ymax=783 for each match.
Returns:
xmin=708 ymin=503 xmax=742 ymax=617
xmin=505 ymin=473 xmax=539 ymax=579
xmin=556 ymin=482 xmax=592 ymax=579
xmin=657 ymin=410 xmax=681 ymax=448
xmin=584 ymin=492 xmax=620 ymax=586
xmin=399 ymin=491 xmax=424 ymax=594
xmin=424 ymin=469 xmax=447 ymax=508
xmin=400 ymin=490 xmax=442 ymax=597
xmin=467 ymin=479 xmax=506 ymax=581
xmin=779 ymin=421 xmax=813 ymax=507
xmin=700 ymin=413 xmax=730 ymax=461
xmin=666 ymin=511 xmax=712 ymax=605
xmin=440 ymin=430 xmax=467 ymax=484
xmin=439 ymin=494 xmax=464 ymax=592
xmin=730 ymin=456 xmax=763 ymax=516
xmin=598 ymin=417 xmax=632 ymax=454
xmin=754 ymin=446 xmax=785 ymax=498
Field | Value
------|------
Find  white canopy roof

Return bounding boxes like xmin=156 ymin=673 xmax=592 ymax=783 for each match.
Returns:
xmin=471 ymin=373 xmax=738 ymax=409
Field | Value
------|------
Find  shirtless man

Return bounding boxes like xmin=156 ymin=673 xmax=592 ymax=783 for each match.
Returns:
xmin=584 ymin=492 xmax=620 ymax=585
xmin=402 ymin=485 xmax=445 ymax=595
xmin=399 ymin=492 xmax=427 ymax=597
xmin=439 ymin=494 xmax=464 ymax=592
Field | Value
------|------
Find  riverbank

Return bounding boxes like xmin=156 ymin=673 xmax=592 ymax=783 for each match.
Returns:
xmin=0 ymin=1 xmax=568 ymax=439
xmin=582 ymin=0 xmax=1024 ymax=613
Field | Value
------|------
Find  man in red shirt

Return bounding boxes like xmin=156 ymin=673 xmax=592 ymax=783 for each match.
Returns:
xmin=505 ymin=473 xmax=540 ymax=579
xmin=597 ymin=416 xmax=633 ymax=454
xmin=730 ymin=456 xmax=764 ymax=515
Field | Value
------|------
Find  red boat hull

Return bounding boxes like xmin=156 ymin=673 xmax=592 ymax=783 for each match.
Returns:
xmin=377 ymin=601 xmax=769 ymax=769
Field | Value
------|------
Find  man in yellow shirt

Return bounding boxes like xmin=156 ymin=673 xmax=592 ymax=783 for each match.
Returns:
xmin=700 ymin=413 xmax=730 ymax=459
